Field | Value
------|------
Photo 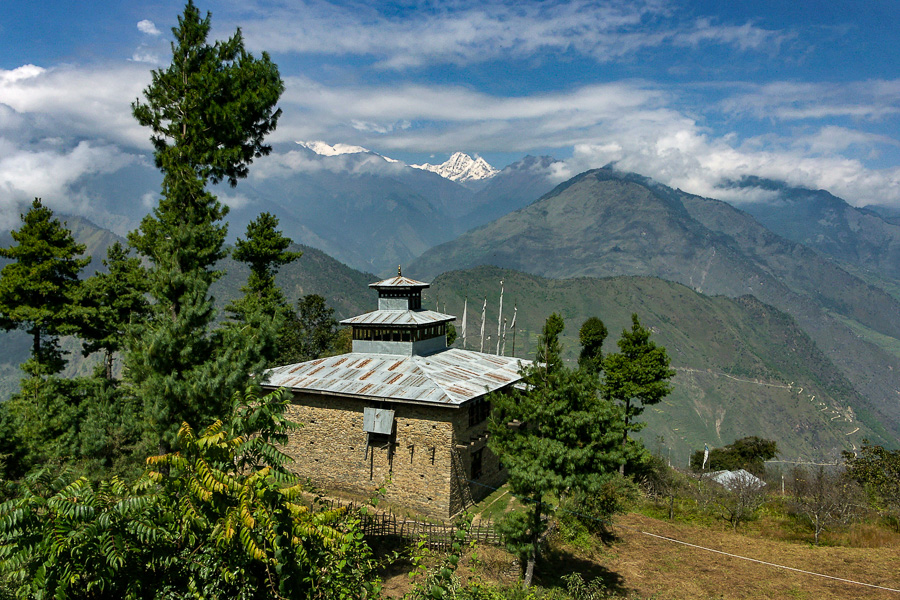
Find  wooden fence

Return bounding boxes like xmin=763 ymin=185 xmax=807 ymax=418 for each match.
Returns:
xmin=314 ymin=497 xmax=502 ymax=550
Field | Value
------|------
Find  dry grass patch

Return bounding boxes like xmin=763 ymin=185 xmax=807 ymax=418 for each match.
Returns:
xmin=599 ymin=513 xmax=900 ymax=599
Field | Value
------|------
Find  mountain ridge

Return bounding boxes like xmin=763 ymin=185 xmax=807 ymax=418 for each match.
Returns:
xmin=409 ymin=167 xmax=900 ymax=443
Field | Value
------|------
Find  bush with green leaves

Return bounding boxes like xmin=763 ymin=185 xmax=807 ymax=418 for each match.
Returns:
xmin=0 ymin=387 xmax=378 ymax=599
xmin=843 ymin=441 xmax=900 ymax=531
xmin=690 ymin=436 xmax=778 ymax=476
xmin=558 ymin=474 xmax=640 ymax=541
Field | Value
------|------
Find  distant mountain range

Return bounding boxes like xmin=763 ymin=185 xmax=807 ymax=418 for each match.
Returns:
xmin=728 ymin=177 xmax=900 ymax=281
xmin=33 ymin=141 xmax=564 ymax=277
xmin=5 ymin=158 xmax=900 ymax=461
xmin=409 ymin=168 xmax=900 ymax=448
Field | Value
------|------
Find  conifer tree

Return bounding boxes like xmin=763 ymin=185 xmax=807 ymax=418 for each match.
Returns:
xmin=0 ymin=198 xmax=89 ymax=376
xmin=72 ymin=242 xmax=149 ymax=380
xmin=578 ymin=316 xmax=608 ymax=375
xmin=489 ymin=314 xmax=623 ymax=587
xmin=125 ymin=1 xmax=284 ymax=450
xmin=224 ymin=213 xmax=303 ymax=376
xmin=229 ymin=213 xmax=302 ymax=314
xmin=277 ymin=294 xmax=340 ymax=364
xmin=534 ymin=312 xmax=564 ymax=371
xmin=602 ymin=313 xmax=675 ymax=473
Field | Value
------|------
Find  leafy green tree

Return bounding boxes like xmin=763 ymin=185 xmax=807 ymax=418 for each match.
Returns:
xmin=0 ymin=388 xmax=378 ymax=599
xmin=489 ymin=315 xmax=623 ymax=587
xmin=602 ymin=314 xmax=675 ymax=473
xmin=125 ymin=1 xmax=284 ymax=451
xmin=691 ymin=436 xmax=778 ymax=476
xmin=577 ymin=316 xmax=607 ymax=375
xmin=278 ymin=294 xmax=341 ymax=364
xmin=71 ymin=242 xmax=149 ymax=380
xmin=0 ymin=198 xmax=90 ymax=376
xmin=446 ymin=322 xmax=458 ymax=347
xmin=3 ymin=374 xmax=143 ymax=479
xmin=844 ymin=441 xmax=900 ymax=530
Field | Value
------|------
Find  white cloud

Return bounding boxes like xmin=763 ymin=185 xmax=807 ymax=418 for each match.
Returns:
xmin=131 ymin=50 xmax=161 ymax=64
xmin=137 ymin=20 xmax=161 ymax=36
xmin=219 ymin=192 xmax=253 ymax=210
xmin=236 ymin=0 xmax=785 ymax=69
xmin=251 ymin=148 xmax=407 ymax=180
xmin=0 ymin=63 xmax=151 ymax=149
xmin=0 ymin=140 xmax=140 ymax=226
xmin=720 ymin=80 xmax=900 ymax=122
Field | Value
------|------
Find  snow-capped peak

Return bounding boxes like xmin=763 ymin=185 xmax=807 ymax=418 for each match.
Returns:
xmin=297 ymin=140 xmax=401 ymax=163
xmin=297 ymin=140 xmax=371 ymax=156
xmin=411 ymin=152 xmax=499 ymax=182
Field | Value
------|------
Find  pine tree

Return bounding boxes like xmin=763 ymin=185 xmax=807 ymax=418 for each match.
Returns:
xmin=226 ymin=213 xmax=302 ymax=370
xmin=125 ymin=1 xmax=284 ymax=451
xmin=534 ymin=312 xmax=564 ymax=371
xmin=602 ymin=313 xmax=675 ymax=473
xmin=489 ymin=314 xmax=623 ymax=587
xmin=0 ymin=198 xmax=90 ymax=376
xmin=577 ymin=316 xmax=607 ymax=375
xmin=229 ymin=212 xmax=302 ymax=314
xmin=71 ymin=242 xmax=149 ymax=380
xmin=277 ymin=294 xmax=340 ymax=364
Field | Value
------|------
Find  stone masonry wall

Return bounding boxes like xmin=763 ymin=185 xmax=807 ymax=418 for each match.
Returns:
xmin=449 ymin=402 xmax=507 ymax=515
xmin=283 ymin=392 xmax=458 ymax=518
xmin=283 ymin=391 xmax=509 ymax=519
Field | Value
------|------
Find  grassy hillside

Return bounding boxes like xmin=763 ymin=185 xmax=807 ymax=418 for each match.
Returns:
xmin=424 ymin=266 xmax=887 ymax=463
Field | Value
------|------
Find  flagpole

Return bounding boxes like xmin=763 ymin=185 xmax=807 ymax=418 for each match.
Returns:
xmin=479 ymin=297 xmax=486 ymax=353
xmin=501 ymin=317 xmax=508 ymax=356
xmin=510 ymin=305 xmax=517 ymax=357
xmin=461 ymin=297 xmax=468 ymax=350
xmin=496 ymin=280 xmax=504 ymax=354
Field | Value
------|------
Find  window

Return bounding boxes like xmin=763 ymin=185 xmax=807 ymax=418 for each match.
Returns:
xmin=468 ymin=398 xmax=491 ymax=427
xmin=471 ymin=448 xmax=483 ymax=480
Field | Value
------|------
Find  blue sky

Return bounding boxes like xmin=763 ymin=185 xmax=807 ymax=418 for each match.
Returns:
xmin=2 ymin=0 xmax=900 ymax=227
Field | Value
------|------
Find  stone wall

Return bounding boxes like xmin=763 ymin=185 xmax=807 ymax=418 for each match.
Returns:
xmin=283 ymin=391 xmax=508 ymax=519
xmin=448 ymin=401 xmax=507 ymax=515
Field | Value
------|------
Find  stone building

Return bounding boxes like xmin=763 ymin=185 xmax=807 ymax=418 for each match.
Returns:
xmin=263 ymin=273 xmax=527 ymax=518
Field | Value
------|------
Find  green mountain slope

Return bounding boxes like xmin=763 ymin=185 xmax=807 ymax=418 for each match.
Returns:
xmin=409 ymin=168 xmax=900 ymax=444
xmin=424 ymin=266 xmax=886 ymax=463
xmin=731 ymin=178 xmax=900 ymax=281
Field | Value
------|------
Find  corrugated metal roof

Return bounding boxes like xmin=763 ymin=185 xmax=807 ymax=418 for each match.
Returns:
xmin=369 ymin=275 xmax=429 ymax=288
xmin=263 ymin=348 xmax=529 ymax=406
xmin=340 ymin=309 xmax=455 ymax=326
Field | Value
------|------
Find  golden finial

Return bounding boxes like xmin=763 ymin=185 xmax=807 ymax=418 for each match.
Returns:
xmin=398 ymin=265 xmax=402 ymax=276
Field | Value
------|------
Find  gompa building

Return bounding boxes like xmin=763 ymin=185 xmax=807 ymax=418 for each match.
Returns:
xmin=263 ymin=272 xmax=527 ymax=518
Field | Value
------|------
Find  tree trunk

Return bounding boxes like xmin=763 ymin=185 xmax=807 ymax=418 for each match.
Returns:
xmin=105 ymin=350 xmax=114 ymax=380
xmin=620 ymin=400 xmax=631 ymax=475
xmin=522 ymin=503 xmax=542 ymax=588
xmin=32 ymin=327 xmax=40 ymax=365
